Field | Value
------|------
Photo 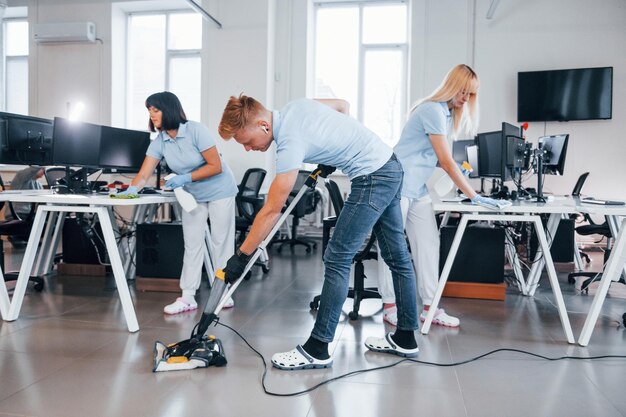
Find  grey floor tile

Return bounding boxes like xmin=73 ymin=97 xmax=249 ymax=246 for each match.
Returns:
xmin=0 ymin=350 xmax=75 ymax=402
xmin=309 ymin=382 xmax=467 ymax=417
xmin=1 ymin=245 xmax=625 ymax=417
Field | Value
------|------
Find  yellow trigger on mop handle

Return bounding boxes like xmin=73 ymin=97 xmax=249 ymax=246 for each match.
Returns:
xmin=216 ymin=270 xmax=226 ymax=281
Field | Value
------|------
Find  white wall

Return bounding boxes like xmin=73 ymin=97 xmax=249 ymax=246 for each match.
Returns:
xmin=202 ymin=0 xmax=275 ymax=184
xmin=418 ymin=0 xmax=626 ymax=198
xmin=14 ymin=0 xmax=626 ymax=198
xmin=26 ymin=0 xmax=112 ymax=125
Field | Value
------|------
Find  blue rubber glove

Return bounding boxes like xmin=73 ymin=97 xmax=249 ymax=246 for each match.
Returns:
xmin=112 ymin=185 xmax=138 ymax=198
xmin=165 ymin=173 xmax=192 ymax=189
xmin=471 ymin=195 xmax=512 ymax=211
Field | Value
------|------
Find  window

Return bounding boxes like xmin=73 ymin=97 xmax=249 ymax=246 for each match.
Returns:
xmin=2 ymin=18 xmax=29 ymax=114
xmin=313 ymin=1 xmax=408 ymax=146
xmin=126 ymin=11 xmax=202 ymax=130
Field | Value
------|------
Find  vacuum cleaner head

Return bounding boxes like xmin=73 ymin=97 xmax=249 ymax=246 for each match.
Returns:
xmin=153 ymin=335 xmax=227 ymax=372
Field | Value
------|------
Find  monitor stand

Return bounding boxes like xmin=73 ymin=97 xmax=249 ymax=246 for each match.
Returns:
xmin=534 ymin=147 xmax=546 ymax=203
xmin=64 ymin=167 xmax=99 ymax=194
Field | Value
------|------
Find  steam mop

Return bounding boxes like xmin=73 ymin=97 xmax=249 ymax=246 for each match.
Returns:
xmin=153 ymin=164 xmax=335 ymax=372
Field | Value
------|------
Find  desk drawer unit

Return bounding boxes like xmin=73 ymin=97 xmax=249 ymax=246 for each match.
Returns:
xmin=439 ymin=225 xmax=505 ymax=284
xmin=136 ymin=223 xmax=184 ymax=279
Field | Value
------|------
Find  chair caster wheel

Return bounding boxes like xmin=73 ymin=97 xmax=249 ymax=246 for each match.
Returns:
xmin=313 ymin=243 xmax=318 ymax=249
xmin=306 ymin=247 xmax=311 ymax=253
xmin=34 ymin=281 xmax=44 ymax=292
xmin=261 ymin=264 xmax=270 ymax=274
xmin=348 ymin=311 xmax=359 ymax=320
xmin=568 ymin=276 xmax=575 ymax=284
xmin=310 ymin=300 xmax=319 ymax=310
xmin=243 ymin=271 xmax=252 ymax=281
xmin=622 ymin=312 xmax=626 ymax=327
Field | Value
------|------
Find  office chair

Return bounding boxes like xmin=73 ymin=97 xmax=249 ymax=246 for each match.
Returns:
xmin=44 ymin=167 xmax=79 ymax=193
xmin=569 ymin=172 xmax=592 ymax=264
xmin=235 ymin=168 xmax=266 ymax=243
xmin=567 ymin=213 xmax=613 ymax=291
xmin=310 ymin=179 xmax=380 ymax=320
xmin=269 ymin=170 xmax=320 ymax=253
xmin=0 ymin=175 xmax=44 ymax=291
xmin=234 ymin=168 xmax=269 ymax=274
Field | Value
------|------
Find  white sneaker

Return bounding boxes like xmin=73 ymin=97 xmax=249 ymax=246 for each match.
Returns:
xmin=383 ymin=306 xmax=398 ymax=326
xmin=223 ymin=297 xmax=235 ymax=309
xmin=420 ymin=308 xmax=460 ymax=327
xmin=163 ymin=297 xmax=198 ymax=315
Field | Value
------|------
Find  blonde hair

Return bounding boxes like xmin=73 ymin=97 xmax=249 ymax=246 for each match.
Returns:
xmin=410 ymin=64 xmax=480 ymax=139
xmin=218 ymin=94 xmax=267 ymax=139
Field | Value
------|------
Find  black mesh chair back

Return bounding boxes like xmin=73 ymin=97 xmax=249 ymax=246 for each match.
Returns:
xmin=325 ymin=178 xmax=344 ymax=215
xmin=572 ymin=172 xmax=589 ymax=197
xmin=237 ymin=168 xmax=266 ymax=222
xmin=268 ymin=170 xmax=320 ymax=253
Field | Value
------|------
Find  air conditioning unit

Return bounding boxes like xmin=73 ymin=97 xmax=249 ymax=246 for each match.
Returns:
xmin=33 ymin=22 xmax=96 ymax=44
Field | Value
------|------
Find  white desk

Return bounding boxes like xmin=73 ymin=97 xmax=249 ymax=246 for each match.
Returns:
xmin=0 ymin=190 xmax=177 ymax=332
xmin=423 ymin=197 xmax=579 ymax=344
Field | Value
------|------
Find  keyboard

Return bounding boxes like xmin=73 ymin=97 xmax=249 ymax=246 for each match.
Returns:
xmin=581 ymin=197 xmax=625 ymax=206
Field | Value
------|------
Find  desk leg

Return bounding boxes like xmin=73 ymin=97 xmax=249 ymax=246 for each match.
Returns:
xmin=96 ymin=207 xmax=139 ymax=332
xmin=606 ymin=216 xmax=626 ymax=280
xmin=0 ymin=263 xmax=9 ymax=319
xmin=204 ymin=225 xmax=215 ymax=286
xmin=35 ymin=211 xmax=64 ymax=277
xmin=439 ymin=212 xmax=451 ymax=229
xmin=505 ymin=239 xmax=525 ymax=292
xmin=579 ymin=218 xmax=626 ymax=346
xmin=526 ymin=213 xmax=560 ymax=296
xmin=533 ymin=217 xmax=575 ymax=344
xmin=421 ymin=215 xmax=469 ymax=334
xmin=6 ymin=208 xmax=48 ymax=321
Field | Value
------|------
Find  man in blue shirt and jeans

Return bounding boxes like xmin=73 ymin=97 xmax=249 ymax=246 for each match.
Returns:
xmin=218 ymin=95 xmax=420 ymax=370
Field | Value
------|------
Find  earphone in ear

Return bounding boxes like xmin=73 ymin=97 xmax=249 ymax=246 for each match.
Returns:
xmin=261 ymin=125 xmax=269 ymax=134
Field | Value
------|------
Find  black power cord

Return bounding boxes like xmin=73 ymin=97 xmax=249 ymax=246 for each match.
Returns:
xmin=216 ymin=321 xmax=626 ymax=397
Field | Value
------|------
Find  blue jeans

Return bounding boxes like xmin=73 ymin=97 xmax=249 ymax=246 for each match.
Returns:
xmin=311 ymin=155 xmax=419 ymax=343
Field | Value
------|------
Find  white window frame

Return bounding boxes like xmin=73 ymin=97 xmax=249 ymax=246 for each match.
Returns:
xmin=312 ymin=0 xmax=408 ymax=139
xmin=125 ymin=9 xmax=202 ymax=127
xmin=2 ymin=16 xmax=29 ymax=113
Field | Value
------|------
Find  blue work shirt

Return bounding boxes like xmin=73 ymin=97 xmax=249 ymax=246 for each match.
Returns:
xmin=393 ymin=101 xmax=451 ymax=199
xmin=146 ymin=121 xmax=237 ymax=202
xmin=272 ymin=98 xmax=392 ymax=179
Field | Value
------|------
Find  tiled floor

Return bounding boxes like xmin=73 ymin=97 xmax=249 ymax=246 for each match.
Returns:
xmin=1 ymin=245 xmax=625 ymax=417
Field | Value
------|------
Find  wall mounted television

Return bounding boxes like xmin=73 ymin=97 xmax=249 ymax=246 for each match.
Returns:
xmin=517 ymin=67 xmax=612 ymax=122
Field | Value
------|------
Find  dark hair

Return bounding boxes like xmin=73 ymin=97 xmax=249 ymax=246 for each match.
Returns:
xmin=145 ymin=91 xmax=188 ymax=132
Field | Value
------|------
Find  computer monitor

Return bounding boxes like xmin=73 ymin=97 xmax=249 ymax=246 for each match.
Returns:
xmin=451 ymin=139 xmax=476 ymax=164
xmin=477 ymin=123 xmax=525 ymax=183
xmin=466 ymin=144 xmax=480 ymax=178
xmin=99 ymin=125 xmax=150 ymax=173
xmin=52 ymin=117 xmax=102 ymax=168
xmin=0 ymin=112 xmax=54 ymax=165
xmin=502 ymin=121 xmax=526 ymax=182
xmin=538 ymin=134 xmax=569 ymax=175
xmin=476 ymin=130 xmax=502 ymax=179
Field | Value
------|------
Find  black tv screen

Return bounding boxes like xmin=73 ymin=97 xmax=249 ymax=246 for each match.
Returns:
xmin=517 ymin=67 xmax=612 ymax=122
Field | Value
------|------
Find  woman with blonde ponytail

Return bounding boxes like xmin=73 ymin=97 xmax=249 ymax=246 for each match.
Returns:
xmin=379 ymin=64 xmax=505 ymax=328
